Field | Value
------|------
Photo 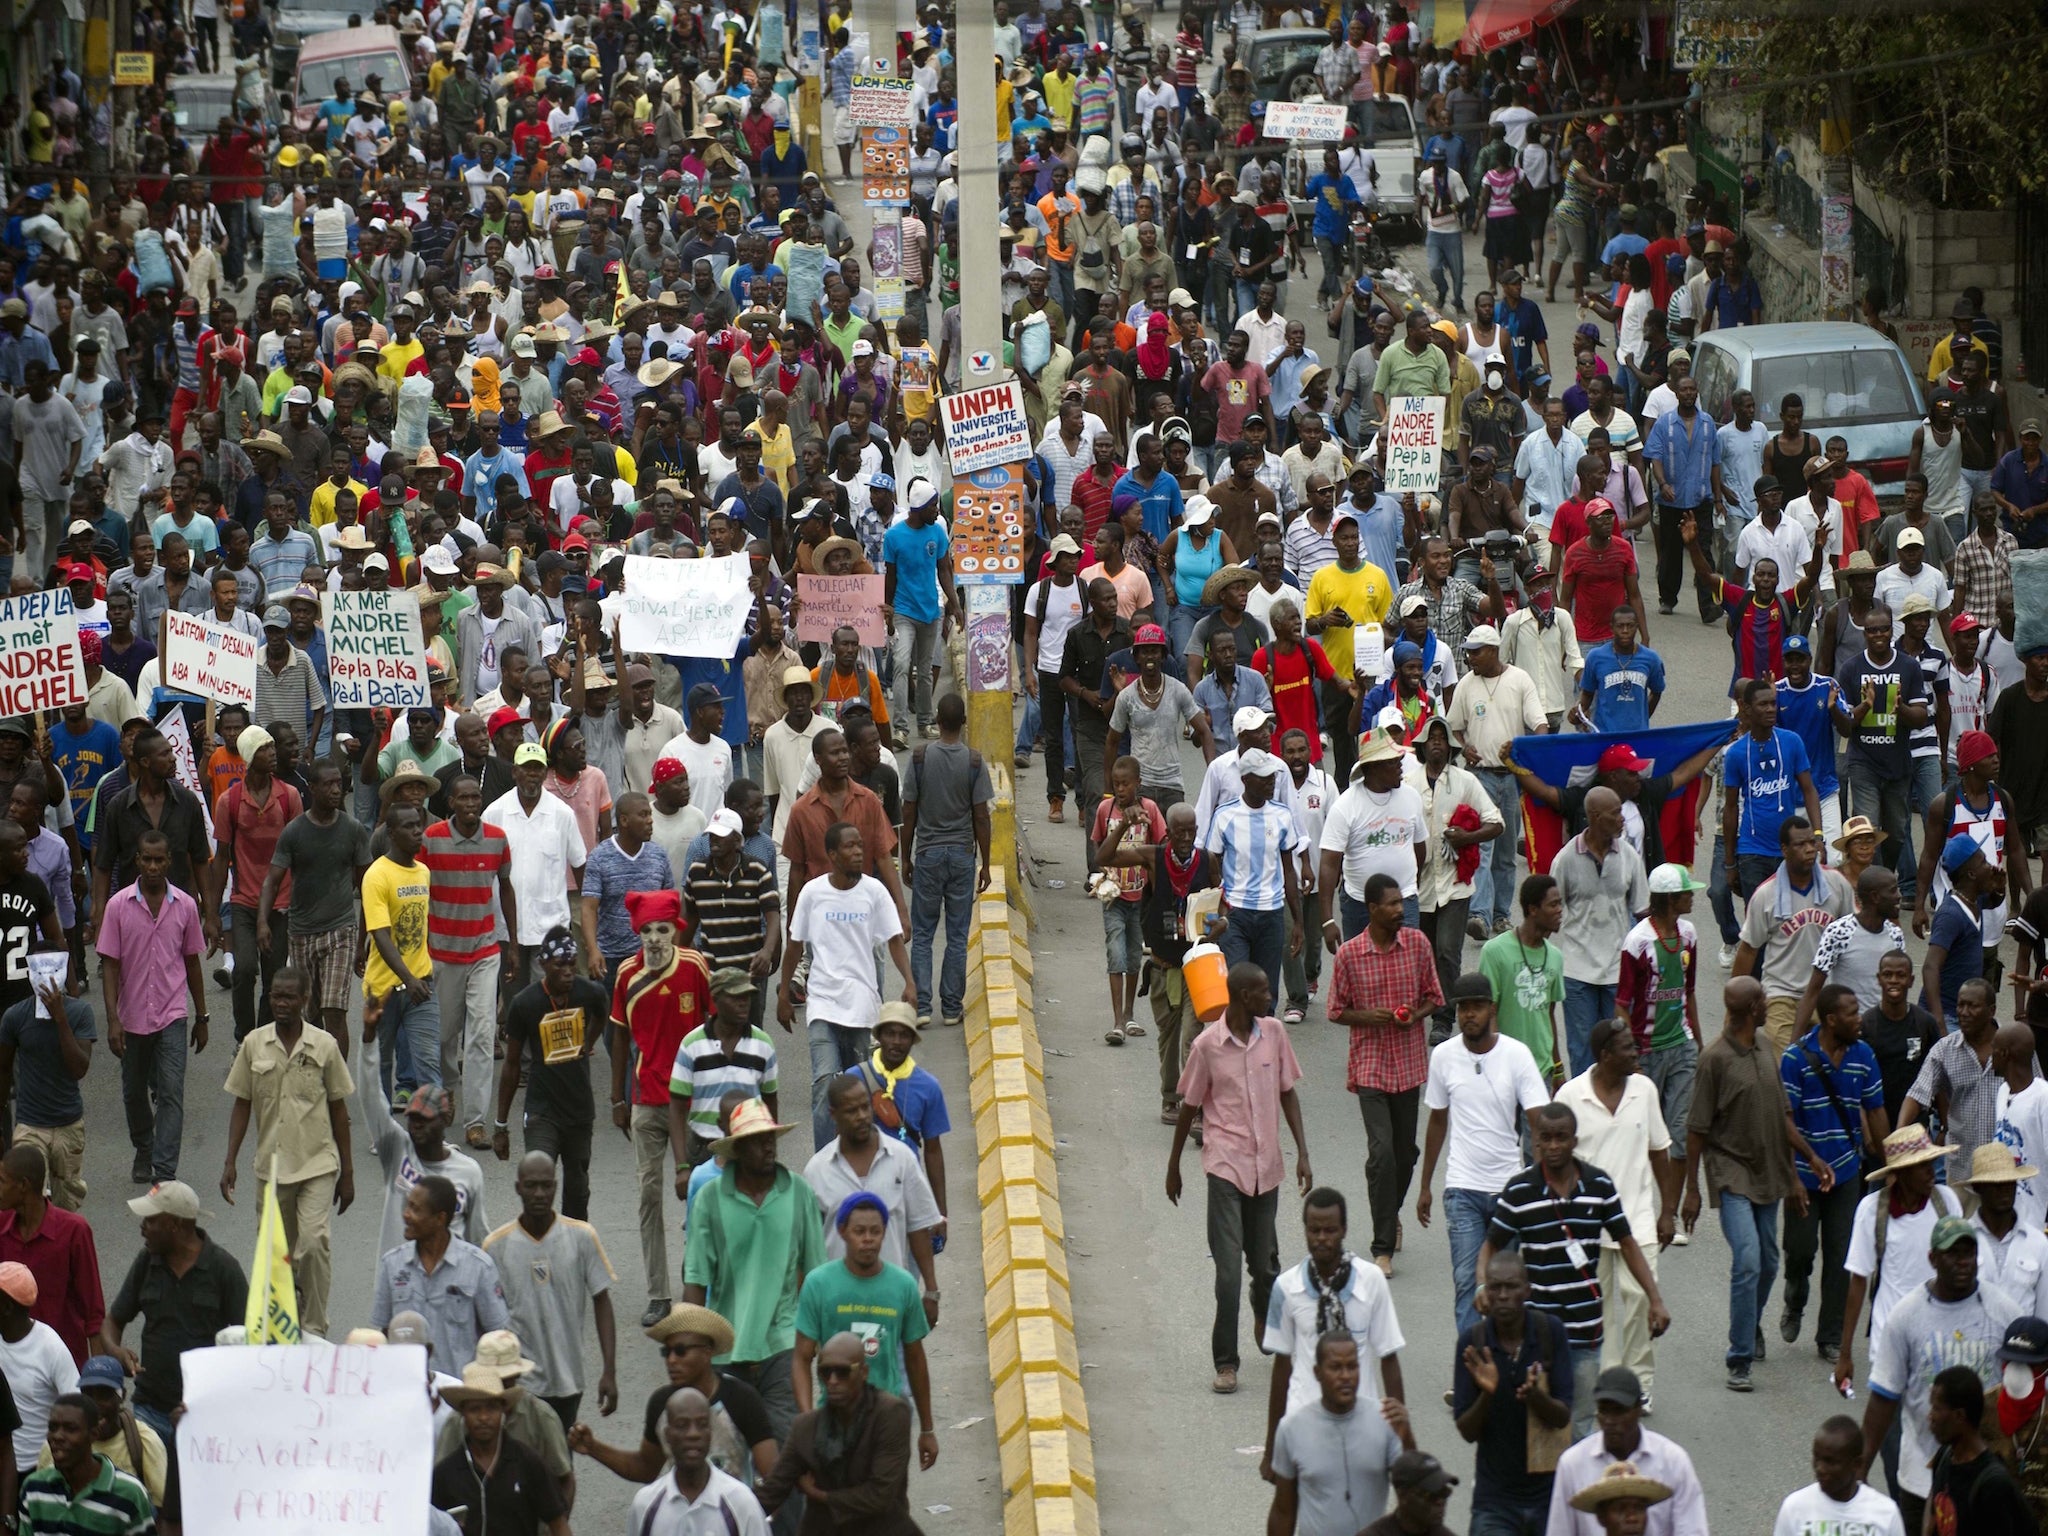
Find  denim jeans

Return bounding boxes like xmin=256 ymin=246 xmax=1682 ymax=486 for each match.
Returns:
xmin=1315 ymin=235 xmax=1348 ymax=302
xmin=1561 ymin=979 xmax=1616 ymax=1076
xmin=1205 ymin=1174 xmax=1279 ymax=1371
xmin=1234 ymin=277 xmax=1264 ymax=320
xmin=911 ymin=844 xmax=975 ymax=1020
xmin=1734 ymin=852 xmax=1781 ymax=903
xmin=1446 ymin=1187 xmax=1499 ymax=1339
xmin=121 ymin=1023 xmax=189 ymax=1179
xmin=1719 ymin=1190 xmax=1780 ymax=1367
xmin=380 ymin=986 xmax=444 ymax=1101
xmin=1220 ymin=904 xmax=1287 ymax=1002
xmin=890 ymin=616 xmax=943 ymax=730
xmin=1902 ymin=753 xmax=1944 ymax=902
xmin=1166 ymin=602 xmax=1211 ymax=680
xmin=1568 ymin=1341 xmax=1602 ymax=1438
xmin=1641 ymin=1034 xmax=1698 ymax=1152
xmin=807 ymin=1016 xmax=872 ymax=1151
xmin=1842 ymin=758 xmax=1913 ymax=889
xmin=228 ymin=903 xmax=290 ymax=1042
xmin=1425 ymin=229 xmax=1465 ymax=307
xmin=1708 ymin=833 xmax=1742 ymax=944
xmin=1469 ymin=1493 xmax=1550 ymax=1536
xmin=1473 ymin=769 xmax=1520 ymax=927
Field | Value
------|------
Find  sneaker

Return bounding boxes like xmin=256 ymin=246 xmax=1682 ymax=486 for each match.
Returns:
xmin=1780 ymin=1310 xmax=1802 ymax=1344
xmin=640 ymin=1299 xmax=672 ymax=1329
xmin=1727 ymin=1364 xmax=1753 ymax=1392
xmin=1672 ymin=1228 xmax=1690 ymax=1246
xmin=1658 ymin=600 xmax=1677 ymax=614
xmin=1817 ymin=1340 xmax=1839 ymax=1360
xmin=1718 ymin=940 xmax=1737 ymax=969
xmin=942 ymin=1015 xmax=964 ymax=1029
xmin=1755 ymin=1327 xmax=1767 ymax=1361
xmin=1211 ymin=1367 xmax=1239 ymax=1394
xmin=1014 ymin=752 xmax=1032 ymax=769
xmin=1490 ymin=917 xmax=1511 ymax=936
xmin=917 ymin=1014 xmax=933 ymax=1029
xmin=131 ymin=1152 xmax=152 ymax=1185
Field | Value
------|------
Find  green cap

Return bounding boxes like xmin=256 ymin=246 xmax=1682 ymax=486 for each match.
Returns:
xmin=709 ymin=967 xmax=757 ymax=999
xmin=1930 ymin=1215 xmax=1979 ymax=1252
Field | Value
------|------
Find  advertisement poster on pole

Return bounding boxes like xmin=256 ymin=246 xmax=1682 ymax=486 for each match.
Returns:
xmin=0 ymin=590 xmax=86 ymax=717
xmin=860 ymin=126 xmax=912 ymax=206
xmin=797 ymin=18 xmax=820 ymax=75
xmin=162 ymin=611 xmax=258 ymax=708
xmin=953 ymin=464 xmax=1029 ymax=585
xmin=1263 ymin=101 xmax=1349 ymax=141
xmin=939 ymin=381 xmax=1033 ymax=476
xmin=1382 ymin=396 xmax=1446 ymax=495
xmin=848 ymin=74 xmax=915 ymax=127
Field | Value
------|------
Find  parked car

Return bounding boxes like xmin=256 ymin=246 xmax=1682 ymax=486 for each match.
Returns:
xmin=167 ymin=71 xmax=278 ymax=146
xmin=291 ymin=23 xmax=413 ymax=135
xmin=1211 ymin=28 xmax=1330 ymax=101
xmin=1691 ymin=321 xmax=1927 ymax=501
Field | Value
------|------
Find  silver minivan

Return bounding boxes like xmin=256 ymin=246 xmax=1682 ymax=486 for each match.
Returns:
xmin=1691 ymin=322 xmax=1927 ymax=501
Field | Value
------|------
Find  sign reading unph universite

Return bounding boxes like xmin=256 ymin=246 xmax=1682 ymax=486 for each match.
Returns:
xmin=323 ymin=588 xmax=430 ymax=709
xmin=939 ymin=381 xmax=1033 ymax=476
xmin=163 ymin=610 xmax=258 ymax=708
xmin=0 ymin=590 xmax=86 ymax=718
xmin=1382 ymin=396 xmax=1446 ymax=495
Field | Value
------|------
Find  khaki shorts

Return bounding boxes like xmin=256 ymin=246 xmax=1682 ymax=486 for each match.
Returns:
xmin=13 ymin=1121 xmax=86 ymax=1211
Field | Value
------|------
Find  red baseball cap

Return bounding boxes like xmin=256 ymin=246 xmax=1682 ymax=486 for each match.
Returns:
xmin=570 ymin=346 xmax=603 ymax=369
xmin=1132 ymin=623 xmax=1168 ymax=649
xmin=486 ymin=706 xmax=525 ymax=737
xmin=1583 ymin=496 xmax=1615 ymax=519
xmin=1596 ymin=743 xmax=1651 ymax=775
xmin=1950 ymin=612 xmax=1984 ymax=634
xmin=561 ymin=532 xmax=591 ymax=553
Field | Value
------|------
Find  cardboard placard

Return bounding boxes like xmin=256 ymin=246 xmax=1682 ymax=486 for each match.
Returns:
xmin=1383 ymin=396 xmax=1446 ymax=495
xmin=163 ymin=610 xmax=258 ymax=708
xmin=113 ymin=51 xmax=154 ymax=85
xmin=322 ymin=588 xmax=429 ymax=709
xmin=796 ymin=574 xmax=887 ymax=646
xmin=618 ymin=553 xmax=754 ymax=658
xmin=0 ymin=589 xmax=86 ymax=717
xmin=939 ymin=380 xmax=1033 ymax=476
xmin=953 ymin=464 xmax=1030 ymax=585
xmin=1263 ymin=100 xmax=1349 ymax=141
xmin=177 ymin=1344 xmax=432 ymax=1533
xmin=848 ymin=73 xmax=915 ymax=127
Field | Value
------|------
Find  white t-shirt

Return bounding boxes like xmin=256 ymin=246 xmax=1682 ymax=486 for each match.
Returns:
xmin=1261 ymin=1255 xmax=1405 ymax=1415
xmin=1872 ymin=564 xmax=1954 ymax=645
xmin=1490 ymin=104 xmax=1538 ymax=148
xmin=1423 ymin=1033 xmax=1550 ymax=1192
xmin=1318 ymin=781 xmax=1427 ymax=900
xmin=1844 ymin=1183 xmax=1963 ymax=1349
xmin=658 ymin=731 xmax=735 ymax=816
xmin=1997 ymin=1078 xmax=2048 ymax=1231
xmin=1771 ymin=1481 xmax=1907 ymax=1536
xmin=0 ymin=1321 xmax=79 ymax=1472
xmin=791 ymin=873 xmax=904 ymax=1030
xmin=1030 ymin=576 xmax=1087 ymax=675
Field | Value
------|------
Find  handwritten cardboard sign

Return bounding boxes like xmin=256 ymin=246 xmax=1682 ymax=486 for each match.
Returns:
xmin=178 ymin=1344 xmax=432 ymax=1533
xmin=1382 ymin=395 xmax=1446 ymax=496
xmin=163 ymin=610 xmax=258 ymax=708
xmin=323 ymin=588 xmax=429 ymax=709
xmin=1264 ymin=101 xmax=1349 ymax=141
xmin=0 ymin=589 xmax=85 ymax=717
xmin=619 ymin=553 xmax=754 ymax=658
xmin=797 ymin=574 xmax=887 ymax=646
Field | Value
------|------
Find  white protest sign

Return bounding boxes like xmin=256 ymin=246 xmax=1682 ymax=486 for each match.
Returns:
xmin=323 ymin=588 xmax=429 ymax=709
xmin=0 ymin=589 xmax=86 ymax=716
xmin=939 ymin=380 xmax=1034 ymax=476
xmin=1382 ymin=396 xmax=1446 ymax=496
xmin=1353 ymin=622 xmax=1385 ymax=677
xmin=619 ymin=554 xmax=754 ymax=658
xmin=1264 ymin=100 xmax=1350 ymax=141
xmin=163 ymin=610 xmax=258 ymax=708
xmin=848 ymin=73 xmax=915 ymax=126
xmin=156 ymin=703 xmax=216 ymax=840
xmin=178 ymin=1343 xmax=432 ymax=1535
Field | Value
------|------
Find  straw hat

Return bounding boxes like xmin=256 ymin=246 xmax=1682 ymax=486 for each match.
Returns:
xmin=333 ymin=526 xmax=375 ymax=552
xmin=638 ymin=357 xmax=683 ymax=388
xmin=241 ymin=429 xmax=291 ymax=458
xmin=438 ymin=1361 xmax=524 ymax=1409
xmin=710 ymin=1098 xmax=798 ymax=1154
xmin=1351 ymin=726 xmax=1408 ymax=773
xmin=1832 ymin=815 xmax=1889 ymax=850
xmin=378 ymin=758 xmax=439 ymax=803
xmin=645 ymin=1303 xmax=735 ymax=1354
xmin=531 ymin=410 xmax=571 ymax=439
xmin=1568 ymin=1462 xmax=1673 ymax=1513
xmin=471 ymin=1329 xmax=537 ymax=1377
xmin=813 ymin=535 xmax=864 ymax=569
xmin=1875 ymin=1124 xmax=1959 ymax=1178
xmin=1967 ymin=1142 xmax=2039 ymax=1185
xmin=1199 ymin=563 xmax=1256 ymax=607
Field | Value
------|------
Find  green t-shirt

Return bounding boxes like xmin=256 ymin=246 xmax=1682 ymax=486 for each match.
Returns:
xmin=1648 ymin=932 xmax=1692 ymax=1050
xmin=1478 ymin=930 xmax=1565 ymax=1072
xmin=794 ymin=1258 xmax=930 ymax=1400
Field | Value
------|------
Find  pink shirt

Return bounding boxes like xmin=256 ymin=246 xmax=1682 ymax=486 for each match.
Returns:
xmin=94 ymin=881 xmax=204 ymax=1035
xmin=544 ymin=768 xmax=613 ymax=888
xmin=1176 ymin=1015 xmax=1303 ymax=1196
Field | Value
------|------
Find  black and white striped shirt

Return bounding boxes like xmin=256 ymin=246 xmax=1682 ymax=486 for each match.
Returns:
xmin=1485 ymin=1159 xmax=1632 ymax=1350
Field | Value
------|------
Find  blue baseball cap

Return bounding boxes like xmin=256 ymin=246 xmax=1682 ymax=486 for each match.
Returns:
xmin=1783 ymin=634 xmax=1812 ymax=655
xmin=78 ymin=1355 xmax=127 ymax=1391
xmin=1353 ymin=274 xmax=1375 ymax=298
xmin=867 ymin=471 xmax=897 ymax=493
xmin=1942 ymin=832 xmax=1986 ymax=874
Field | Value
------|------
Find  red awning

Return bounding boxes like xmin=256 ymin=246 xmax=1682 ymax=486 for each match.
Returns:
xmin=1463 ymin=0 xmax=1579 ymax=53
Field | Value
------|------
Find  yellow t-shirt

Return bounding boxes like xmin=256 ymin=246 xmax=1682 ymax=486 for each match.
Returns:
xmin=361 ymin=854 xmax=431 ymax=996
xmin=1041 ymin=71 xmax=1075 ymax=129
xmin=1926 ymin=333 xmax=1989 ymax=383
xmin=1304 ymin=559 xmax=1395 ymax=677
xmin=378 ymin=338 xmax=426 ymax=383
xmin=757 ymin=421 xmax=795 ymax=494
xmin=309 ymin=476 xmax=369 ymax=529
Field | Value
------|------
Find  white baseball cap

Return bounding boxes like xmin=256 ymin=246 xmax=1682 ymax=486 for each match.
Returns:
xmin=1232 ymin=705 xmax=1270 ymax=735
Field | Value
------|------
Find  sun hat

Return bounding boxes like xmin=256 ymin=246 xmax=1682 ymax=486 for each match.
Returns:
xmin=1967 ymin=1143 xmax=2039 ymax=1185
xmin=1832 ymin=815 xmax=1887 ymax=850
xmin=1875 ymin=1124 xmax=1959 ymax=1177
xmin=438 ymin=1361 xmax=524 ymax=1408
xmin=1568 ymin=1461 xmax=1673 ymax=1513
xmin=472 ymin=1330 xmax=537 ymax=1377
xmin=1351 ymin=726 xmax=1408 ymax=772
xmin=1200 ymin=564 xmax=1256 ymax=605
xmin=378 ymin=759 xmax=438 ymax=802
xmin=710 ymin=1098 xmax=798 ymax=1155
xmin=645 ymin=1303 xmax=735 ymax=1354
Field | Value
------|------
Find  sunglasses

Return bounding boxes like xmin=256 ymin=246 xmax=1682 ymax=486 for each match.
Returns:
xmin=660 ymin=1341 xmax=707 ymax=1358
xmin=816 ymin=1364 xmax=857 ymax=1381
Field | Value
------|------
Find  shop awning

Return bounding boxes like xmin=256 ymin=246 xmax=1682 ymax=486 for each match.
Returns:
xmin=1463 ymin=0 xmax=1579 ymax=53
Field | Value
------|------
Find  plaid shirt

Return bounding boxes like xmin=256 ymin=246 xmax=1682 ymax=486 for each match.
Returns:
xmin=1394 ymin=577 xmax=1488 ymax=667
xmin=1315 ymin=42 xmax=1361 ymax=101
xmin=1950 ymin=526 xmax=2016 ymax=628
xmin=1327 ymin=927 xmax=1442 ymax=1093
xmin=1907 ymin=1026 xmax=2005 ymax=1186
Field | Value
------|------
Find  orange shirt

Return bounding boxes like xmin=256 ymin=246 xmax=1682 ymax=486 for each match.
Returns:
xmin=813 ymin=662 xmax=891 ymax=727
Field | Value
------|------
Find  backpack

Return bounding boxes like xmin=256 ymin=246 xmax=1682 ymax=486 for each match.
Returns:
xmin=853 ymin=1056 xmax=911 ymax=1138
xmin=814 ymin=660 xmax=871 ymax=723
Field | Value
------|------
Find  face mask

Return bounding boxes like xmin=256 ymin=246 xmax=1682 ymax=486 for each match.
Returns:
xmin=1486 ymin=369 xmax=1504 ymax=390
xmin=1530 ymin=588 xmax=1555 ymax=618
xmin=2007 ymin=1363 xmax=2039 ymax=1399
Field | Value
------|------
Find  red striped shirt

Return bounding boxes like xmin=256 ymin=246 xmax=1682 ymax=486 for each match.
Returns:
xmin=422 ymin=819 xmax=512 ymax=964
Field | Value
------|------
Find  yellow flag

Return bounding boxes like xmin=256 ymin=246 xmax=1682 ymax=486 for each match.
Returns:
xmin=245 ymin=1173 xmax=303 ymax=1345
xmin=614 ymin=242 xmax=633 ymax=325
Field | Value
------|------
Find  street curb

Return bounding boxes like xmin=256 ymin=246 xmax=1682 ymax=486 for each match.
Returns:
xmin=964 ymin=861 xmax=1098 ymax=1536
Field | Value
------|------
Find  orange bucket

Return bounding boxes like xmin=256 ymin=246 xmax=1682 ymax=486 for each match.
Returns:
xmin=1182 ymin=943 xmax=1230 ymax=1023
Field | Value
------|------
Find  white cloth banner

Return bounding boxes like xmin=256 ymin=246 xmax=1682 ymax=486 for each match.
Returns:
xmin=618 ymin=554 xmax=754 ymax=658
xmin=177 ymin=1343 xmax=433 ymax=1535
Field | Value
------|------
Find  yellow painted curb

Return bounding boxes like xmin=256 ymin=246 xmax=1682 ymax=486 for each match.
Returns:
xmin=967 ymin=864 xmax=1094 ymax=1536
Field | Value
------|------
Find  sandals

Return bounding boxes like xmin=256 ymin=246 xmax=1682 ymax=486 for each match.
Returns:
xmin=1124 ymin=1021 xmax=1146 ymax=1037
xmin=1104 ymin=1026 xmax=1126 ymax=1046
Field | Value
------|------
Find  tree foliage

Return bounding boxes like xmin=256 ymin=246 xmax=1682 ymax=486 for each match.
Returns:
xmin=1698 ymin=6 xmax=2048 ymax=206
